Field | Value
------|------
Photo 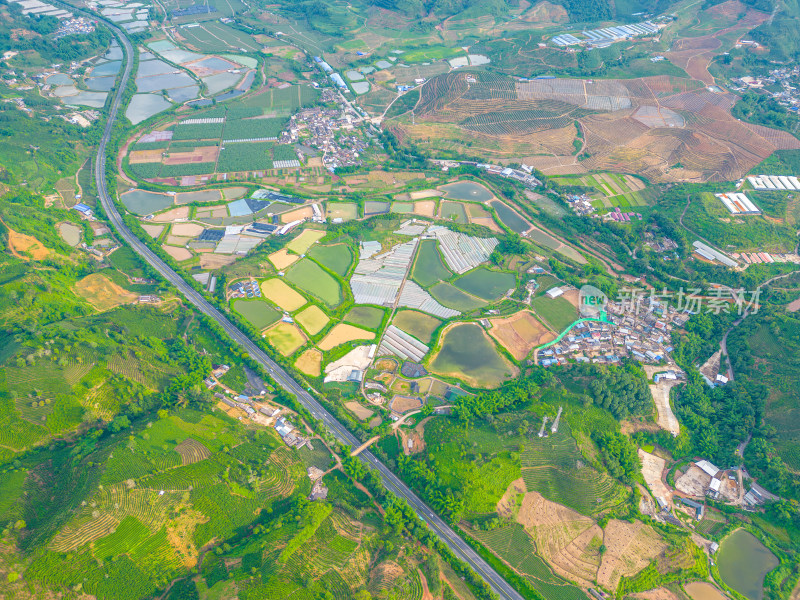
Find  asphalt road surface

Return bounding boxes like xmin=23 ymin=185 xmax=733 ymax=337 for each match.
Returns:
xmin=92 ymin=20 xmax=524 ymax=600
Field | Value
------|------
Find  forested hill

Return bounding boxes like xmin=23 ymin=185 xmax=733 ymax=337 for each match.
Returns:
xmin=287 ymin=0 xmax=675 ymax=24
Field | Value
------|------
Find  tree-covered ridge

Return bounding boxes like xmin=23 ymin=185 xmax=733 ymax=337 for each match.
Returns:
xmin=0 ymin=3 xmax=112 ymax=62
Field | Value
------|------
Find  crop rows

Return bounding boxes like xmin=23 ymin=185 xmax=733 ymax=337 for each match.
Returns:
xmin=223 ymin=117 xmax=286 ymax=140
xmin=139 ymin=455 xmax=226 ymax=490
xmin=96 ymin=483 xmax=184 ymax=530
xmin=272 ymin=144 xmax=297 ymax=161
xmin=93 ymin=515 xmax=150 ymax=559
xmin=330 ymin=509 xmax=362 ymax=540
xmin=320 ymin=569 xmax=352 ymax=598
xmin=159 ymin=162 xmax=216 ymax=177
xmin=217 ymin=142 xmax=273 ymax=172
xmin=129 ymin=526 xmax=184 ymax=586
xmin=192 ymin=482 xmax=262 ymax=546
xmin=174 ymin=437 xmax=211 ymax=465
xmin=50 ymin=513 xmax=119 ymax=552
xmin=171 ymin=122 xmax=224 ymax=140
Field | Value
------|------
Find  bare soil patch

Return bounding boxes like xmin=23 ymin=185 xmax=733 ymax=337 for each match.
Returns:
xmin=295 ymin=348 xmax=322 ymax=376
xmin=597 ymin=520 xmax=665 ymax=590
xmin=318 ymin=324 xmax=374 ymax=351
xmin=345 ymin=401 xmax=374 ymax=420
xmin=171 ymin=223 xmax=204 ymax=237
xmin=152 ymin=206 xmax=190 ymax=222
xmin=141 ymin=223 xmax=164 ymax=238
xmin=164 ymin=146 xmax=219 ymax=165
xmin=74 ymin=273 xmax=138 ymax=311
xmin=638 ymin=449 xmax=672 ymax=506
xmin=199 ymin=254 xmax=237 ymax=269
xmin=675 ymin=464 xmax=712 ymax=497
xmin=391 ymin=395 xmax=422 ymax=413
xmin=413 ymin=200 xmax=436 ymax=216
xmin=129 ymin=148 xmax=164 ymax=163
xmin=281 ymin=206 xmax=313 ymax=222
xmin=161 ymin=245 xmax=193 ymax=261
xmin=489 ymin=311 xmax=554 ymax=360
xmin=6 ymin=226 xmax=51 ymax=260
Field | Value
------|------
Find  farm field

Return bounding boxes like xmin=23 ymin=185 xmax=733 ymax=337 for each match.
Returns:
xmin=521 ymin=427 xmax=628 ymax=516
xmin=429 ymin=282 xmax=486 ymax=312
xmin=531 ymin=295 xmax=578 ymax=333
xmin=412 ymin=239 xmax=453 ymax=287
xmin=295 ymin=348 xmax=323 ymax=376
xmin=430 ymin=323 xmax=517 ymax=388
xmin=489 ymin=311 xmax=554 ymax=360
xmin=233 ymin=298 xmax=281 ymax=330
xmin=454 ymin=267 xmax=516 ymax=301
xmin=392 ymin=310 xmax=442 ymax=344
xmin=308 ymin=243 xmax=353 ymax=276
xmin=284 ymin=259 xmax=342 ymax=308
xmin=326 ymin=202 xmax=359 ymax=221
xmin=268 ymin=248 xmax=300 ymax=270
xmin=318 ymin=324 xmax=375 ymax=351
xmin=553 ymin=173 xmax=655 ymax=210
xmin=287 ymin=229 xmax=326 ymax=254
xmin=261 ymin=278 xmax=307 ymax=311
xmin=265 ymin=321 xmax=307 ymax=355
xmin=401 ymin=69 xmax=800 ymax=182
xmin=344 ymin=306 xmax=385 ymax=329
xmin=440 ymin=200 xmax=468 ymax=223
xmin=295 ymin=304 xmax=330 ymax=335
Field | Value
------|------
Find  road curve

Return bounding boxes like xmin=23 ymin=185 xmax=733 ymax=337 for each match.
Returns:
xmin=93 ymin=20 xmax=524 ymax=600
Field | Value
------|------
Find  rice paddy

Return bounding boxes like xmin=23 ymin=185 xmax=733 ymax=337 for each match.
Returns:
xmin=287 ymin=229 xmax=326 ymax=254
xmin=233 ymin=299 xmax=281 ymax=330
xmin=260 ymin=278 xmax=307 ymax=312
xmin=295 ymin=305 xmax=330 ymax=335
xmin=392 ymin=310 xmax=441 ymax=344
xmin=308 ymin=243 xmax=353 ymax=276
xmin=318 ymin=324 xmax=375 ymax=351
xmin=284 ymin=259 xmax=343 ymax=308
xmin=265 ymin=322 xmax=307 ymax=356
xmin=343 ymin=306 xmax=385 ymax=329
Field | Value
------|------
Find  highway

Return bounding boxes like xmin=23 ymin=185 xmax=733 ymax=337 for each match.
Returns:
xmin=93 ymin=21 xmax=524 ymax=600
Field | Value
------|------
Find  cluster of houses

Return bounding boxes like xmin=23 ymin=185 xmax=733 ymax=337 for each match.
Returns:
xmin=603 ymin=207 xmax=643 ymax=222
xmin=730 ymin=67 xmax=800 ymax=113
xmin=564 ymin=192 xmax=596 ymax=216
xmin=429 ymin=159 xmax=541 ymax=188
xmin=228 ymin=279 xmax=261 ymax=299
xmin=538 ymin=298 xmax=687 ymax=367
xmin=279 ymin=96 xmax=369 ymax=171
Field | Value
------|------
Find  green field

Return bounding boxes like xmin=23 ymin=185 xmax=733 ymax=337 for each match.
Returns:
xmin=531 ymin=296 xmax=577 ymax=332
xmin=429 ymin=282 xmax=486 ymax=312
xmin=392 ymin=310 xmax=442 ymax=344
xmin=430 ymin=323 xmax=515 ymax=388
xmin=454 ymin=267 xmax=516 ymax=301
xmin=178 ymin=21 xmax=261 ymax=53
xmin=284 ymin=259 xmax=342 ymax=308
xmin=233 ymin=299 xmax=281 ymax=330
xmin=553 ymin=173 xmax=655 ymax=210
xmin=308 ymin=243 xmax=353 ymax=276
xmin=344 ymin=306 xmax=385 ymax=329
xmin=412 ymin=240 xmax=453 ymax=287
xmin=440 ymin=201 xmax=468 ymax=224
xmin=521 ymin=426 xmax=628 ymax=516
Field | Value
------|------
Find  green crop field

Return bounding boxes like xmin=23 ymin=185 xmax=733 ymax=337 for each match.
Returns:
xmin=392 ymin=310 xmax=442 ymax=344
xmin=531 ymin=296 xmax=577 ymax=332
xmin=454 ymin=267 xmax=516 ymax=301
xmin=344 ymin=305 xmax=385 ymax=329
xmin=216 ymin=142 xmax=273 ymax=172
xmin=521 ymin=427 xmax=628 ymax=516
xmin=233 ymin=298 xmax=281 ymax=329
xmin=223 ymin=117 xmax=286 ymax=140
xmin=473 ymin=525 xmax=589 ymax=600
xmin=429 ymin=282 xmax=486 ymax=311
xmin=178 ymin=21 xmax=261 ymax=53
xmin=284 ymin=259 xmax=342 ymax=308
xmin=309 ymin=243 xmax=353 ymax=276
xmin=412 ymin=240 xmax=453 ymax=287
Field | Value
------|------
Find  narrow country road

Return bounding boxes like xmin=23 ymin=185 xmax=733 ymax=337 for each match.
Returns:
xmin=89 ymin=16 xmax=525 ymax=600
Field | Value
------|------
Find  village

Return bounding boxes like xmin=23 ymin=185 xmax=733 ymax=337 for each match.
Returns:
xmin=730 ymin=65 xmax=800 ymax=112
xmin=537 ymin=294 xmax=689 ymax=367
xmin=279 ymin=88 xmax=372 ymax=171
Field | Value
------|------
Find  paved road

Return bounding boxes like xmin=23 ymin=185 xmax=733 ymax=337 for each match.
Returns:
xmin=93 ymin=21 xmax=524 ymax=600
